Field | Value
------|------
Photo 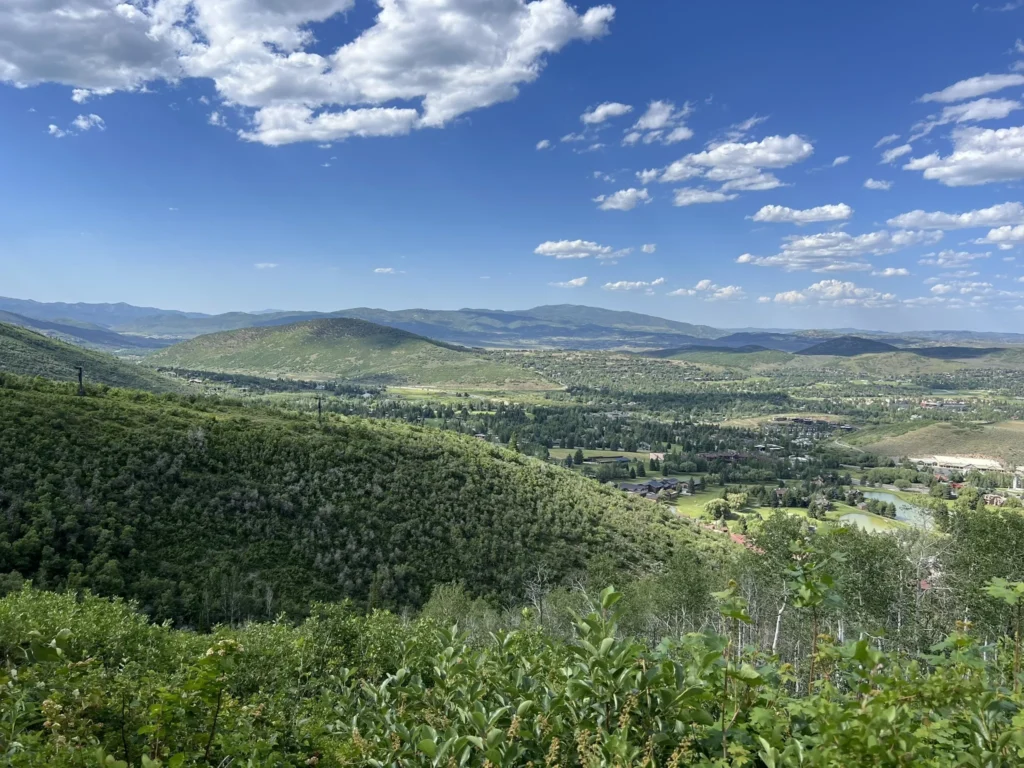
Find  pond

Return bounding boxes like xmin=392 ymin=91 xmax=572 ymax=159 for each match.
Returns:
xmin=861 ymin=490 xmax=932 ymax=528
xmin=836 ymin=512 xmax=900 ymax=533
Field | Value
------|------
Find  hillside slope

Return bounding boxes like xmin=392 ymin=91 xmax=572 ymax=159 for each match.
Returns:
xmin=0 ymin=377 xmax=722 ymax=625
xmin=146 ymin=317 xmax=553 ymax=387
xmin=0 ymin=310 xmax=168 ymax=352
xmin=846 ymin=420 xmax=1024 ymax=467
xmin=0 ymin=323 xmax=181 ymax=392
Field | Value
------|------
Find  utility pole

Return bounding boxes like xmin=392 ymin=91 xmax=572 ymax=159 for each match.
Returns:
xmin=76 ymin=366 xmax=86 ymax=396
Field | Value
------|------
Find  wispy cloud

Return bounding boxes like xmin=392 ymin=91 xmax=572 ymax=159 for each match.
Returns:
xmin=549 ymin=276 xmax=588 ymax=288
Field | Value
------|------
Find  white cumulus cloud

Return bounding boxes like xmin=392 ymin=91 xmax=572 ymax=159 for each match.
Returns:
xmin=71 ymin=113 xmax=105 ymax=131
xmin=904 ymin=125 xmax=1024 ymax=186
xmin=888 ymin=202 xmax=1024 ymax=230
xmin=979 ymin=224 xmax=1024 ymax=247
xmin=864 ymin=178 xmax=892 ymax=190
xmin=872 ymin=267 xmax=910 ymax=277
xmin=603 ymin=277 xmax=665 ymax=292
xmin=773 ymin=280 xmax=897 ymax=308
xmin=832 ymin=155 xmax=850 ymax=166
xmin=594 ymin=187 xmax=651 ymax=211
xmin=738 ymin=229 xmax=942 ymax=272
xmin=751 ymin=203 xmax=852 ymax=224
xmin=581 ymin=101 xmax=633 ymax=124
xmin=1 ymin=0 xmax=616 ymax=146
xmin=653 ymin=134 xmax=814 ymax=191
xmin=641 ymin=243 xmax=656 ymax=253
xmin=673 ymin=187 xmax=738 ymax=206
xmin=536 ymin=139 xmax=551 ymax=150
xmin=668 ymin=279 xmax=745 ymax=300
xmin=534 ymin=240 xmax=614 ymax=259
xmin=254 ymin=262 xmax=278 ymax=269
xmin=623 ymin=100 xmax=693 ymax=146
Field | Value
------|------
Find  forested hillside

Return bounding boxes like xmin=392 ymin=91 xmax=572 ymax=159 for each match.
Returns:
xmin=0 ymin=375 xmax=713 ymax=627
xmin=146 ymin=317 xmax=553 ymax=387
xmin=0 ymin=323 xmax=181 ymax=393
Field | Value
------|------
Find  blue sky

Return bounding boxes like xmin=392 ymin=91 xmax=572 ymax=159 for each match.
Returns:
xmin=3 ymin=0 xmax=1024 ymax=330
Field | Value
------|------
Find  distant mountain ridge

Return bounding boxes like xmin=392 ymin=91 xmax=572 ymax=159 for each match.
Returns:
xmin=0 ymin=298 xmax=728 ymax=349
xmin=0 ymin=297 xmax=207 ymax=326
xmin=5 ymin=296 xmax=1024 ymax=351
xmin=0 ymin=310 xmax=170 ymax=353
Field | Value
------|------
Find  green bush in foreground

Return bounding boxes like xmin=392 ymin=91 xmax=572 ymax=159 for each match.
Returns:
xmin=4 ymin=583 xmax=1024 ymax=768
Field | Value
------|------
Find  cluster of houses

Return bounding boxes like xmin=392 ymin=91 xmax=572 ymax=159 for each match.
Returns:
xmin=618 ymin=477 xmax=690 ymax=501
xmin=910 ymin=455 xmax=1005 ymax=472
xmin=919 ymin=399 xmax=969 ymax=412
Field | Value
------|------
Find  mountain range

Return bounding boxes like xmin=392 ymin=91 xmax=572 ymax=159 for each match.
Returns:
xmin=3 ymin=296 xmax=1024 ymax=352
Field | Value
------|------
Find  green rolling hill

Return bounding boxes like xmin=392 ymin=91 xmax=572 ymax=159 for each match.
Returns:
xmin=0 ymin=376 xmax=724 ymax=625
xmin=146 ymin=317 xmax=554 ymax=388
xmin=0 ymin=322 xmax=182 ymax=393
xmin=795 ymin=336 xmax=901 ymax=356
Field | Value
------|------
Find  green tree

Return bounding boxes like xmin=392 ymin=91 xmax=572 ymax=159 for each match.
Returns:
xmin=704 ymin=498 xmax=730 ymax=521
xmin=984 ymin=577 xmax=1024 ymax=692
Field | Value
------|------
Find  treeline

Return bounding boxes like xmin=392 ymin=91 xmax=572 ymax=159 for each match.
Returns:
xmin=0 ymin=374 xmax=721 ymax=628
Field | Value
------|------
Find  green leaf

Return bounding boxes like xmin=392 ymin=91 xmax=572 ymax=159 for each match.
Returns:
xmin=701 ymin=650 xmax=723 ymax=669
xmin=600 ymin=586 xmax=622 ymax=610
xmin=729 ymin=663 xmax=764 ymax=686
xmin=516 ymin=700 xmax=534 ymax=717
xmin=418 ymin=739 xmax=438 ymax=758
